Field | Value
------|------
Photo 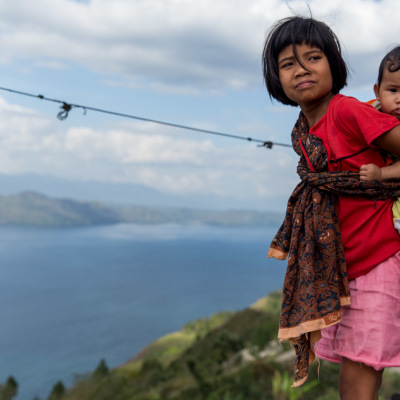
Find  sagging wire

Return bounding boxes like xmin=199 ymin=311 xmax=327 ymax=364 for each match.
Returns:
xmin=0 ymin=86 xmax=292 ymax=149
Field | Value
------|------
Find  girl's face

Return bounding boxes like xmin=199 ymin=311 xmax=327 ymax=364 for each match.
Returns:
xmin=374 ymin=68 xmax=400 ymax=120
xmin=278 ymin=42 xmax=333 ymax=109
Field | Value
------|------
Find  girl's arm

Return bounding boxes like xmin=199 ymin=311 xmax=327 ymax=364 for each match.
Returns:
xmin=360 ymin=162 xmax=400 ymax=181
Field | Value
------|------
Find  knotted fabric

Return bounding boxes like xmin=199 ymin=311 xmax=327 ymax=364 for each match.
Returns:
xmin=268 ymin=112 xmax=400 ymax=386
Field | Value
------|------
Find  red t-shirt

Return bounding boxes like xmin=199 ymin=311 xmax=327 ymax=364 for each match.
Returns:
xmin=310 ymin=94 xmax=400 ymax=279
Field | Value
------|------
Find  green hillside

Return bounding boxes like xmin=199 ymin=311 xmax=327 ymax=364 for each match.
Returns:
xmin=16 ymin=291 xmax=399 ymax=400
xmin=3 ymin=291 xmax=400 ymax=399
xmin=0 ymin=191 xmax=284 ymax=227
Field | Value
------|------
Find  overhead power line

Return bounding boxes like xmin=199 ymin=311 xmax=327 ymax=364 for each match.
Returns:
xmin=0 ymin=86 xmax=292 ymax=149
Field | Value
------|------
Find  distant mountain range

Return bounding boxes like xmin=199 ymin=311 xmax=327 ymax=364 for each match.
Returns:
xmin=0 ymin=191 xmax=284 ymax=227
xmin=0 ymin=173 xmax=277 ymax=211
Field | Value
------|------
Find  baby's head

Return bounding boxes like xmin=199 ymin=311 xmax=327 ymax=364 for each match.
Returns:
xmin=262 ymin=16 xmax=348 ymax=106
xmin=374 ymin=46 xmax=400 ymax=120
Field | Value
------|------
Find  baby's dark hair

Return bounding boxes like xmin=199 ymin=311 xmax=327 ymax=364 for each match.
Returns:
xmin=262 ymin=16 xmax=348 ymax=106
xmin=377 ymin=46 xmax=400 ymax=86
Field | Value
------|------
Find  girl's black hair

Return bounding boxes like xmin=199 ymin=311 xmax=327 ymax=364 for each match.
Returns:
xmin=377 ymin=46 xmax=400 ymax=86
xmin=262 ymin=16 xmax=348 ymax=106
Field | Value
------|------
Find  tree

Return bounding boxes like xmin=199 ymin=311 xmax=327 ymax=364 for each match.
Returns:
xmin=93 ymin=359 xmax=109 ymax=379
xmin=187 ymin=359 xmax=212 ymax=398
xmin=0 ymin=376 xmax=18 ymax=400
xmin=47 ymin=381 xmax=65 ymax=400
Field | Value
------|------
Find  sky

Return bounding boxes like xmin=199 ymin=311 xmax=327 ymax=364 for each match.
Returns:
xmin=0 ymin=0 xmax=398 ymax=211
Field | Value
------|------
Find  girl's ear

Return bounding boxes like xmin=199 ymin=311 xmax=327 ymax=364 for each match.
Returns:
xmin=374 ymin=83 xmax=380 ymax=100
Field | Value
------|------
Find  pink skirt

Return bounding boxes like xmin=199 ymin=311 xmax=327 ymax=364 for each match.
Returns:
xmin=314 ymin=250 xmax=400 ymax=370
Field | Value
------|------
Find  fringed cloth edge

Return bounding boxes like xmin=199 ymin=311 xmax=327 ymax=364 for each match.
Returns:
xmin=277 ymin=297 xmax=351 ymax=341
xmin=267 ymin=247 xmax=288 ymax=260
xmin=290 ymin=330 xmax=322 ymax=387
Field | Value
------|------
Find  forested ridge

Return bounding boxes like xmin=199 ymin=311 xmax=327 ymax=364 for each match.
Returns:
xmin=4 ymin=291 xmax=400 ymax=400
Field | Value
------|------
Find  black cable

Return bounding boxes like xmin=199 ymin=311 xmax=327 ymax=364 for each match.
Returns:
xmin=0 ymin=86 xmax=292 ymax=148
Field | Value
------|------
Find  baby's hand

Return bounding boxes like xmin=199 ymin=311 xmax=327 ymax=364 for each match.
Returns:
xmin=360 ymin=164 xmax=382 ymax=181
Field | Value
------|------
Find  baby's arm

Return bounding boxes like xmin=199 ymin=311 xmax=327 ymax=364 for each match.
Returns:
xmin=360 ymin=161 xmax=400 ymax=181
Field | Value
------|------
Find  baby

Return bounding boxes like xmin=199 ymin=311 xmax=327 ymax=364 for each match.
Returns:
xmin=360 ymin=46 xmax=400 ymax=231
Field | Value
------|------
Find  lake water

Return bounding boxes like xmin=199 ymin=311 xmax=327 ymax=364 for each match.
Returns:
xmin=0 ymin=223 xmax=285 ymax=400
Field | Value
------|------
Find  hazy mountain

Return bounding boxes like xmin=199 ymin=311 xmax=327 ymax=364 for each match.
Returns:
xmin=0 ymin=191 xmax=120 ymax=227
xmin=0 ymin=173 xmax=167 ymax=206
xmin=0 ymin=191 xmax=284 ymax=227
xmin=0 ymin=173 xmax=271 ymax=210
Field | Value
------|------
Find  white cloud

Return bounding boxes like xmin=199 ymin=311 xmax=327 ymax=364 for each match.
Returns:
xmin=0 ymin=0 xmax=395 ymax=208
xmin=62 ymin=126 xmax=215 ymax=164
xmin=0 ymin=96 xmax=298 ymax=201
xmin=0 ymin=0 xmax=397 ymax=93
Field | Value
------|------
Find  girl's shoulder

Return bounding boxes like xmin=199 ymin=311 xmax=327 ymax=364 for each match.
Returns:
xmin=329 ymin=94 xmax=381 ymax=123
xmin=327 ymin=94 xmax=399 ymax=146
xmin=331 ymin=94 xmax=365 ymax=110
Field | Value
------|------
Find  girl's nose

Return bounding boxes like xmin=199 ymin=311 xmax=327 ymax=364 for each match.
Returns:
xmin=294 ymin=62 xmax=309 ymax=77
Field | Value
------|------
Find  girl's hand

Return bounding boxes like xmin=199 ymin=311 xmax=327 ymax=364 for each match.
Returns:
xmin=360 ymin=164 xmax=382 ymax=181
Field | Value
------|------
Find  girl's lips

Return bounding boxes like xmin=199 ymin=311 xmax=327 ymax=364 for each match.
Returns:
xmin=296 ymin=80 xmax=315 ymax=89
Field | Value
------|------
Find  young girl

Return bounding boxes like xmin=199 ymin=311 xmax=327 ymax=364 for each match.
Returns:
xmin=263 ymin=16 xmax=400 ymax=399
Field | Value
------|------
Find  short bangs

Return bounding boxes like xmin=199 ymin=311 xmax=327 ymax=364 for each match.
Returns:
xmin=262 ymin=17 xmax=348 ymax=106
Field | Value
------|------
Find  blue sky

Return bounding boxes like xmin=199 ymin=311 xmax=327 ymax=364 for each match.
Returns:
xmin=0 ymin=0 xmax=398 ymax=210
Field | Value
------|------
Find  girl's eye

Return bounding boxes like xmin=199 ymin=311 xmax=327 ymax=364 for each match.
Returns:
xmin=389 ymin=88 xmax=397 ymax=93
xmin=280 ymin=62 xmax=293 ymax=69
xmin=309 ymin=56 xmax=321 ymax=61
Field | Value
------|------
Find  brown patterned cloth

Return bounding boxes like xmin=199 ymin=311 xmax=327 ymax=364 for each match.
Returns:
xmin=269 ymin=112 xmax=400 ymax=387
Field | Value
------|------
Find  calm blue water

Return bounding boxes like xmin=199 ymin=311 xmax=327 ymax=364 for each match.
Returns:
xmin=0 ymin=223 xmax=285 ymax=400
